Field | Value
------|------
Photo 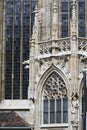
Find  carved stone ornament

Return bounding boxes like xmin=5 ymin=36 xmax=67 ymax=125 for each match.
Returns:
xmin=43 ymin=72 xmax=67 ymax=99
xmin=70 ymin=92 xmax=79 ymax=124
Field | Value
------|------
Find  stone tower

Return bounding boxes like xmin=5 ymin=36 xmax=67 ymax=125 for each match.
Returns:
xmin=27 ymin=0 xmax=87 ymax=130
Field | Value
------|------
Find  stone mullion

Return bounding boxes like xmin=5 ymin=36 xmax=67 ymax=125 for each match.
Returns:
xmin=70 ymin=54 xmax=78 ymax=92
xmin=70 ymin=0 xmax=79 ymax=94
xmin=55 ymin=99 xmax=56 ymax=123
xmin=27 ymin=0 xmax=32 ymax=99
xmin=11 ymin=0 xmax=14 ymax=99
xmin=48 ymin=99 xmax=50 ymax=124
xmin=58 ymin=0 xmax=62 ymax=38
xmin=41 ymin=97 xmax=44 ymax=124
xmin=68 ymin=0 xmax=70 ymax=37
xmin=77 ymin=0 xmax=79 ymax=37
xmin=30 ymin=0 xmax=32 ymax=38
xmin=20 ymin=0 xmax=23 ymax=99
xmin=61 ymin=98 xmax=63 ymax=123
xmin=2 ymin=0 xmax=6 ymax=99
xmin=0 ymin=0 xmax=3 ymax=101
xmin=29 ymin=26 xmax=36 ymax=98
xmin=85 ymin=0 xmax=87 ymax=37
xmin=29 ymin=0 xmax=32 ymax=63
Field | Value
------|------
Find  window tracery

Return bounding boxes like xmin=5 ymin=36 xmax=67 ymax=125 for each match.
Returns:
xmin=43 ymin=72 xmax=67 ymax=99
xmin=43 ymin=72 xmax=68 ymax=124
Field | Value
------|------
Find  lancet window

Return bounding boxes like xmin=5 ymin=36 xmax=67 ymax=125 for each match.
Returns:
xmin=43 ymin=72 xmax=68 ymax=124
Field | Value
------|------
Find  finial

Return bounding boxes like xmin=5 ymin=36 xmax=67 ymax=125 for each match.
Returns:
xmin=71 ymin=0 xmax=77 ymax=20
xmin=70 ymin=0 xmax=78 ymax=38
xmin=34 ymin=5 xmax=42 ymax=26
xmin=34 ymin=5 xmax=38 ymax=14
xmin=52 ymin=0 xmax=58 ymax=40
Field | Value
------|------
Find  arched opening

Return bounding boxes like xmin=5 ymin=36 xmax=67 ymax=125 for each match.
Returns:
xmin=42 ymin=72 xmax=68 ymax=124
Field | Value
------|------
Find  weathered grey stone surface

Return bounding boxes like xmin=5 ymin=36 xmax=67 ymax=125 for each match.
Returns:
xmin=0 ymin=0 xmax=87 ymax=130
xmin=28 ymin=0 xmax=87 ymax=130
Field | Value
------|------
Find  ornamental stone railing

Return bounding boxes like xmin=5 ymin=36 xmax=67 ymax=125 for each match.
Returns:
xmin=38 ymin=38 xmax=71 ymax=57
xmin=78 ymin=38 xmax=87 ymax=57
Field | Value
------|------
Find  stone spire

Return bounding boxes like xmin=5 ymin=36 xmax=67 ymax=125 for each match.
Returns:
xmin=70 ymin=0 xmax=79 ymax=95
xmin=32 ymin=6 xmax=38 ymax=38
xmin=72 ymin=0 xmax=77 ymax=21
xmin=71 ymin=0 xmax=78 ymax=38
xmin=52 ymin=0 xmax=58 ymax=40
xmin=32 ymin=5 xmax=42 ymax=42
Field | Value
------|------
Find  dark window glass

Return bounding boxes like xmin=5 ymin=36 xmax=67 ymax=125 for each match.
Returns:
xmin=5 ymin=1 xmax=13 ymax=99
xmin=63 ymin=98 xmax=68 ymax=123
xmin=22 ymin=0 xmax=37 ymax=99
xmin=78 ymin=1 xmax=85 ymax=37
xmin=13 ymin=0 xmax=21 ymax=99
xmin=14 ymin=0 xmax=21 ymax=13
xmin=44 ymin=99 xmax=48 ymax=124
xmin=5 ymin=0 xmax=38 ymax=99
xmin=50 ymin=99 xmax=55 ymax=123
xmin=22 ymin=0 xmax=30 ymax=99
xmin=62 ymin=1 xmax=68 ymax=38
xmin=6 ymin=14 xmax=13 ymax=26
xmin=56 ymin=99 xmax=61 ymax=123
xmin=6 ymin=3 xmax=13 ymax=14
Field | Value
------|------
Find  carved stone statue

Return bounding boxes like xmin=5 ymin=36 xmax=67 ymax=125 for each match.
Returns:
xmin=70 ymin=92 xmax=79 ymax=124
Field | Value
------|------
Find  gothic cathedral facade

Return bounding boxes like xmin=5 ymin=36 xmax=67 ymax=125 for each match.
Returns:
xmin=28 ymin=0 xmax=87 ymax=130
xmin=0 ymin=0 xmax=87 ymax=130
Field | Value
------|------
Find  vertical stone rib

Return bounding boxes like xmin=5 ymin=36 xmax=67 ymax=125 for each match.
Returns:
xmin=20 ymin=0 xmax=23 ymax=99
xmin=68 ymin=0 xmax=70 ymax=37
xmin=70 ymin=0 xmax=78 ymax=93
xmin=0 ymin=0 xmax=3 ymax=101
xmin=29 ymin=0 xmax=32 ymax=38
xmin=2 ymin=0 xmax=6 ymax=99
xmin=70 ymin=0 xmax=78 ymax=38
xmin=58 ymin=0 xmax=62 ymax=38
xmin=85 ymin=0 xmax=87 ymax=37
xmin=52 ymin=0 xmax=58 ymax=40
xmin=12 ymin=0 xmax=14 ymax=99
xmin=29 ymin=36 xmax=35 ymax=99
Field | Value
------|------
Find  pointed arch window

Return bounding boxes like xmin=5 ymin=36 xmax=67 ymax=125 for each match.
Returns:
xmin=43 ymin=72 xmax=68 ymax=124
